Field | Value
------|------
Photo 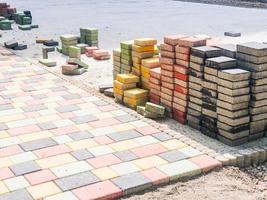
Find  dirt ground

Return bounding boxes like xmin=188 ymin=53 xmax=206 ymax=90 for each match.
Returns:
xmin=125 ymin=166 xmax=267 ymax=200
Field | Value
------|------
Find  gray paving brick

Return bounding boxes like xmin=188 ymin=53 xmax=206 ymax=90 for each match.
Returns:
xmin=0 ymin=123 xmax=8 ymax=131
xmin=68 ymin=131 xmax=94 ymax=140
xmin=22 ymin=104 xmax=47 ymax=112
xmin=70 ymin=115 xmax=98 ymax=124
xmin=159 ymin=149 xmax=189 ymax=162
xmin=37 ymin=122 xmax=57 ymax=130
xmin=50 ymin=86 xmax=67 ymax=92
xmin=114 ymin=151 xmax=138 ymax=161
xmin=152 ymin=132 xmax=173 ymax=141
xmin=0 ymin=189 xmax=33 ymax=200
xmin=62 ymin=94 xmax=81 ymax=100
xmin=56 ymin=105 xmax=80 ymax=113
xmin=0 ymin=104 xmax=13 ymax=111
xmin=92 ymin=100 xmax=109 ymax=106
xmin=10 ymin=161 xmax=41 ymax=176
xmin=112 ymin=172 xmax=152 ymax=195
xmin=2 ymin=95 xmax=16 ymax=100
xmin=32 ymin=94 xmax=47 ymax=100
xmin=19 ymin=138 xmax=57 ymax=151
xmin=108 ymin=130 xmax=142 ymax=142
xmin=55 ymin=171 xmax=99 ymax=191
xmin=115 ymin=114 xmax=138 ymax=123
xmin=71 ymin=149 xmax=94 ymax=160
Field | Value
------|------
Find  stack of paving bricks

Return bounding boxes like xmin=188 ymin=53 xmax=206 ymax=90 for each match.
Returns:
xmin=113 ymin=48 xmax=121 ymax=79
xmin=120 ymin=41 xmax=133 ymax=74
xmin=132 ymin=38 xmax=158 ymax=89
xmin=173 ymin=36 xmax=207 ymax=124
xmin=80 ymin=28 xmax=98 ymax=47
xmin=68 ymin=46 xmax=81 ymax=59
xmin=237 ymin=42 xmax=267 ymax=141
xmin=187 ymin=46 xmax=221 ymax=130
xmin=0 ymin=18 xmax=12 ymax=30
xmin=160 ymin=35 xmax=184 ymax=118
xmin=149 ymin=67 xmax=161 ymax=104
xmin=60 ymin=34 xmax=78 ymax=55
xmin=0 ymin=3 xmax=16 ymax=18
xmin=113 ymin=74 xmax=139 ymax=104
xmin=85 ymin=46 xmax=99 ymax=57
xmin=93 ymin=49 xmax=110 ymax=60
xmin=124 ymin=88 xmax=148 ymax=110
xmin=217 ymin=68 xmax=251 ymax=146
xmin=202 ymin=56 xmax=236 ymax=138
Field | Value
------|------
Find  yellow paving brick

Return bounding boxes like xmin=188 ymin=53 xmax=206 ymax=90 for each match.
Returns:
xmin=112 ymin=123 xmax=135 ymax=132
xmin=36 ymin=114 xmax=62 ymax=123
xmin=0 ymin=181 xmax=9 ymax=195
xmin=161 ymin=139 xmax=188 ymax=150
xmin=91 ymin=167 xmax=118 ymax=180
xmin=133 ymin=155 xmax=167 ymax=170
xmin=18 ymin=131 xmax=53 ymax=142
xmin=0 ymin=131 xmax=9 ymax=139
xmin=27 ymin=182 xmax=61 ymax=200
xmin=36 ymin=153 xmax=76 ymax=169
xmin=0 ymin=114 xmax=25 ymax=123
xmin=66 ymin=139 xmax=98 ymax=151
xmin=109 ymin=140 xmax=140 ymax=152
xmin=0 ymin=158 xmax=13 ymax=168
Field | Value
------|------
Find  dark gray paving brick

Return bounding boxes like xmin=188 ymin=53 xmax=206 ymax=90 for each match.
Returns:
xmin=22 ymin=104 xmax=47 ymax=112
xmin=10 ymin=161 xmax=41 ymax=176
xmin=68 ymin=131 xmax=94 ymax=141
xmin=115 ymin=114 xmax=138 ymax=123
xmin=71 ymin=149 xmax=94 ymax=160
xmin=152 ymin=132 xmax=173 ymax=141
xmin=159 ymin=149 xmax=189 ymax=162
xmin=114 ymin=151 xmax=138 ymax=161
xmin=70 ymin=115 xmax=98 ymax=124
xmin=108 ymin=130 xmax=142 ymax=142
xmin=112 ymin=172 xmax=152 ymax=195
xmin=56 ymin=105 xmax=80 ymax=113
xmin=55 ymin=171 xmax=99 ymax=191
xmin=19 ymin=138 xmax=57 ymax=151
xmin=37 ymin=122 xmax=57 ymax=130
xmin=0 ymin=189 xmax=33 ymax=200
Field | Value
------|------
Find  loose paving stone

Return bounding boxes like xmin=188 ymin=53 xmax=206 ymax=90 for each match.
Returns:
xmin=0 ymin=189 xmax=33 ymax=200
xmin=55 ymin=171 xmax=99 ymax=191
xmin=10 ymin=161 xmax=41 ymax=176
xmin=68 ymin=131 xmax=93 ymax=140
xmin=19 ymin=138 xmax=57 ymax=151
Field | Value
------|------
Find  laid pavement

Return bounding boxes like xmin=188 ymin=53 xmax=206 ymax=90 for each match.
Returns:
xmin=0 ymin=47 xmax=221 ymax=200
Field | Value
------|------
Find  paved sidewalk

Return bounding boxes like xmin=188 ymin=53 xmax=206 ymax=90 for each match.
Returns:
xmin=0 ymin=48 xmax=221 ymax=200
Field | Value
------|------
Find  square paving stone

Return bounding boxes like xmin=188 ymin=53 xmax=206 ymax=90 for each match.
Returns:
xmin=37 ymin=122 xmax=57 ymax=130
xmin=10 ymin=161 xmax=41 ymax=176
xmin=68 ymin=131 xmax=94 ymax=140
xmin=114 ymin=151 xmax=138 ymax=162
xmin=19 ymin=138 xmax=57 ymax=151
xmin=55 ymin=171 xmax=99 ymax=191
xmin=111 ymin=172 xmax=152 ymax=195
xmin=70 ymin=115 xmax=98 ymax=124
xmin=71 ymin=149 xmax=94 ymax=160
xmin=115 ymin=114 xmax=138 ymax=123
xmin=56 ymin=105 xmax=80 ymax=113
xmin=108 ymin=130 xmax=142 ymax=142
xmin=0 ymin=189 xmax=33 ymax=200
xmin=152 ymin=132 xmax=173 ymax=141
xmin=159 ymin=149 xmax=189 ymax=162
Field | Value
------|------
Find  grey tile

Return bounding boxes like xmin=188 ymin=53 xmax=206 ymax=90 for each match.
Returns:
xmin=152 ymin=132 xmax=173 ymax=141
xmin=70 ymin=115 xmax=98 ymax=124
xmin=19 ymin=138 xmax=57 ymax=151
xmin=114 ymin=151 xmax=138 ymax=162
xmin=22 ymin=104 xmax=47 ymax=112
xmin=108 ymin=130 xmax=141 ymax=142
xmin=56 ymin=105 xmax=80 ymax=113
xmin=68 ymin=131 xmax=93 ymax=141
xmin=37 ymin=122 xmax=57 ymax=130
xmin=10 ymin=161 xmax=41 ymax=176
xmin=32 ymin=94 xmax=47 ymax=100
xmin=55 ymin=171 xmax=99 ymax=191
xmin=0 ymin=104 xmax=13 ymax=111
xmin=71 ymin=149 xmax=94 ymax=160
xmin=159 ymin=149 xmax=188 ymax=162
xmin=115 ymin=114 xmax=138 ymax=123
xmin=62 ymin=94 xmax=81 ymax=100
xmin=0 ymin=189 xmax=33 ymax=200
xmin=111 ymin=172 xmax=152 ymax=195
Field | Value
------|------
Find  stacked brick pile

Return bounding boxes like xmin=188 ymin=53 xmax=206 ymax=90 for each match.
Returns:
xmin=149 ymin=67 xmax=161 ymax=104
xmin=120 ymin=41 xmax=133 ymax=74
xmin=80 ymin=28 xmax=98 ymax=47
xmin=173 ymin=37 xmax=206 ymax=124
xmin=60 ymin=35 xmax=78 ymax=56
xmin=112 ymin=49 xmax=121 ymax=79
xmin=187 ymin=46 xmax=221 ymax=130
xmin=0 ymin=3 xmax=16 ymax=18
xmin=124 ymin=88 xmax=148 ymax=110
xmin=237 ymin=42 xmax=267 ymax=141
xmin=92 ymin=50 xmax=110 ymax=60
xmin=202 ymin=56 xmax=236 ymax=138
xmin=217 ymin=69 xmax=251 ymax=146
xmin=85 ymin=46 xmax=99 ymax=57
xmin=141 ymin=57 xmax=159 ymax=90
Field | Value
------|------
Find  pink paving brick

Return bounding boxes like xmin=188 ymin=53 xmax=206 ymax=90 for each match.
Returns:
xmin=141 ymin=168 xmax=169 ymax=185
xmin=0 ymin=167 xmax=14 ymax=180
xmin=24 ymin=169 xmax=57 ymax=185
xmin=89 ymin=118 xmax=120 ymax=128
xmin=131 ymin=144 xmax=167 ymax=158
xmin=72 ymin=180 xmax=122 ymax=200
xmin=8 ymin=125 xmax=41 ymax=136
xmin=87 ymin=154 xmax=122 ymax=168
xmin=34 ymin=144 xmax=71 ymax=158
xmin=98 ymin=105 xmax=117 ymax=112
xmin=0 ymin=145 xmax=24 ymax=157
xmin=24 ymin=112 xmax=41 ymax=118
xmin=94 ymin=136 xmax=114 ymax=145
xmin=189 ymin=155 xmax=222 ymax=172
xmin=58 ymin=99 xmax=85 ymax=106
xmin=52 ymin=126 xmax=80 ymax=135
xmin=135 ymin=126 xmax=161 ymax=135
